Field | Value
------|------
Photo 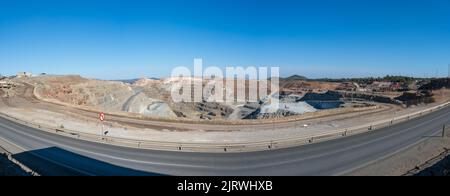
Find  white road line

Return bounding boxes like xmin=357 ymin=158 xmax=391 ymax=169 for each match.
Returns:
xmin=0 ymin=121 xmax=213 ymax=170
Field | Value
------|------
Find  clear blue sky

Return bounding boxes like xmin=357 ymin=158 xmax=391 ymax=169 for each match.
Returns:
xmin=1 ymin=0 xmax=449 ymax=79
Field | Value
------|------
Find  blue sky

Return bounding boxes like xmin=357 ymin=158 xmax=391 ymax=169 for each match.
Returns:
xmin=1 ymin=0 xmax=450 ymax=79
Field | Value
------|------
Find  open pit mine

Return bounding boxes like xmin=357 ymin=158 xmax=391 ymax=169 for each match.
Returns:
xmin=1 ymin=74 xmax=443 ymax=122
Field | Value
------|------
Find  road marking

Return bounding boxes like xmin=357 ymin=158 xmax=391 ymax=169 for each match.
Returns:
xmin=0 ymin=135 xmax=27 ymax=153
xmin=242 ymin=110 xmax=450 ymax=169
xmin=0 ymin=123 xmax=95 ymax=175
xmin=335 ymin=128 xmax=443 ymax=176
xmin=0 ymin=136 xmax=41 ymax=176
xmin=0 ymin=121 xmax=213 ymax=170
xmin=4 ymin=109 xmax=448 ymax=173
xmin=0 ymin=106 xmax=449 ymax=174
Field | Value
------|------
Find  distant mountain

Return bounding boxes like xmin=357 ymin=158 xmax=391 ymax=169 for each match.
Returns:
xmin=112 ymin=78 xmax=160 ymax=84
xmin=112 ymin=79 xmax=140 ymax=84
xmin=284 ymin=75 xmax=308 ymax=80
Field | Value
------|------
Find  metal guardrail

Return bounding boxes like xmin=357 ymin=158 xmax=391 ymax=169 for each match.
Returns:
xmin=403 ymin=147 xmax=450 ymax=176
xmin=1 ymin=101 xmax=450 ymax=153
xmin=0 ymin=138 xmax=40 ymax=176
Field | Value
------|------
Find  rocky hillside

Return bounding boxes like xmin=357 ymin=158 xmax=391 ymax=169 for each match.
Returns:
xmin=27 ymin=75 xmax=372 ymax=120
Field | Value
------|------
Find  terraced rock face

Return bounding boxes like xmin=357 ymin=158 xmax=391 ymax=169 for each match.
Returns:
xmin=35 ymin=78 xmax=135 ymax=112
xmin=29 ymin=76 xmax=233 ymax=120
xmin=28 ymin=75 xmax=341 ymax=120
xmin=126 ymin=93 xmax=177 ymax=118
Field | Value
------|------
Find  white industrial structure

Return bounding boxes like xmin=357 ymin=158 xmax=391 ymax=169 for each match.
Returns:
xmin=17 ymin=72 xmax=33 ymax=78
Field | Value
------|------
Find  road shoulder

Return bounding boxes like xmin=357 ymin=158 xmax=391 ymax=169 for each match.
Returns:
xmin=347 ymin=134 xmax=450 ymax=176
xmin=0 ymin=137 xmax=37 ymax=176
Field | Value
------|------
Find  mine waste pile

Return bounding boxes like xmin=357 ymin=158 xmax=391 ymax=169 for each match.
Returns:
xmin=20 ymin=75 xmax=441 ymax=121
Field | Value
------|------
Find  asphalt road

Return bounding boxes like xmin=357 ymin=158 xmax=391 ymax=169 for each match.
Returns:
xmin=0 ymin=105 xmax=449 ymax=176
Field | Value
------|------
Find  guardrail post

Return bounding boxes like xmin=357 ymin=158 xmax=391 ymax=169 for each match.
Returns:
xmin=443 ymin=125 xmax=447 ymax=138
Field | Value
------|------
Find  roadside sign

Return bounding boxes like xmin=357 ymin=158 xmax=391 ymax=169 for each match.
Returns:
xmin=99 ymin=112 xmax=105 ymax=121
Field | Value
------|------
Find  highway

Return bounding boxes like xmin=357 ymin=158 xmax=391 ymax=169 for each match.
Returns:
xmin=0 ymin=105 xmax=449 ymax=176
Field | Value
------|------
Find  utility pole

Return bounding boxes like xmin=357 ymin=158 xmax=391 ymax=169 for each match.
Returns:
xmin=448 ymin=64 xmax=450 ymax=78
xmin=445 ymin=64 xmax=450 ymax=91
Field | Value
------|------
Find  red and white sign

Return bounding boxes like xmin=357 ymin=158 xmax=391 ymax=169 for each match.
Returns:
xmin=99 ymin=112 xmax=105 ymax=121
